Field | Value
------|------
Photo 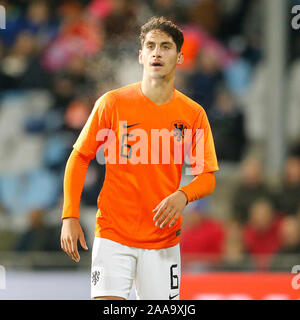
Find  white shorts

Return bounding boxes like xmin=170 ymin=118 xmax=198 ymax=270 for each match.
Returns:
xmin=91 ymin=237 xmax=181 ymax=300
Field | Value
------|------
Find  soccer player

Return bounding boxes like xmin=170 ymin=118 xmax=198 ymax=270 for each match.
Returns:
xmin=60 ymin=16 xmax=219 ymax=300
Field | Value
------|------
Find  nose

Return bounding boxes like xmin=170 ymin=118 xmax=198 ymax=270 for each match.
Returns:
xmin=152 ymin=45 xmax=161 ymax=57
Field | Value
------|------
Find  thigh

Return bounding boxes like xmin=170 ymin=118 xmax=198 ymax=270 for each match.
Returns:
xmin=91 ymin=237 xmax=137 ymax=300
xmin=135 ymin=244 xmax=181 ymax=300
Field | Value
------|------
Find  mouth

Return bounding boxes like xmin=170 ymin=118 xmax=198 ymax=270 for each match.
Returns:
xmin=151 ymin=61 xmax=164 ymax=68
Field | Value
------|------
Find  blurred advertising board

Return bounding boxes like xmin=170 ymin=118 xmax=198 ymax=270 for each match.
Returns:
xmin=180 ymin=273 xmax=300 ymax=300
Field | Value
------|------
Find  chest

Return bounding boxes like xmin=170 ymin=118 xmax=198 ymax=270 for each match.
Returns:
xmin=111 ymin=103 xmax=194 ymax=139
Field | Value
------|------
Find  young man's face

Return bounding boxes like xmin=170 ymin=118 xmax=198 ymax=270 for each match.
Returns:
xmin=139 ymin=30 xmax=183 ymax=80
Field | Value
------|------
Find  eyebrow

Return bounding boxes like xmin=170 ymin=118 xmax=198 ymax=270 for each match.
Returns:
xmin=145 ymin=41 xmax=174 ymax=47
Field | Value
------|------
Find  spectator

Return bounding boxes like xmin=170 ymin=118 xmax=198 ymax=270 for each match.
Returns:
xmin=181 ymin=200 xmax=226 ymax=271
xmin=101 ymin=0 xmax=139 ymax=44
xmin=148 ymin=0 xmax=187 ymax=24
xmin=42 ymin=1 xmax=102 ymax=72
xmin=278 ymin=216 xmax=300 ymax=254
xmin=186 ymin=0 xmax=220 ymax=36
xmin=64 ymin=56 xmax=93 ymax=93
xmin=178 ymin=27 xmax=202 ymax=71
xmin=243 ymin=199 xmax=283 ymax=270
xmin=64 ymin=94 xmax=92 ymax=134
xmin=87 ymin=0 xmax=114 ymax=21
xmin=50 ymin=74 xmax=75 ymax=111
xmin=270 ymin=215 xmax=300 ymax=271
xmin=23 ymin=1 xmax=60 ymax=49
xmin=231 ymin=156 xmax=273 ymax=224
xmin=187 ymin=47 xmax=223 ymax=110
xmin=217 ymin=0 xmax=252 ymax=43
xmin=0 ymin=31 xmax=52 ymax=89
xmin=208 ymin=86 xmax=247 ymax=162
xmin=273 ymin=156 xmax=300 ymax=215
xmin=222 ymin=219 xmax=250 ymax=271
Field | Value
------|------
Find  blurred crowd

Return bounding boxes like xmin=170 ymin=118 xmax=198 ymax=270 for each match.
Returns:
xmin=0 ymin=0 xmax=300 ymax=271
xmin=181 ymin=153 xmax=300 ymax=272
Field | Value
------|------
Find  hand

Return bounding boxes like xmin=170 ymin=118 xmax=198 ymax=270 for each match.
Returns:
xmin=60 ymin=217 xmax=88 ymax=262
xmin=153 ymin=190 xmax=188 ymax=228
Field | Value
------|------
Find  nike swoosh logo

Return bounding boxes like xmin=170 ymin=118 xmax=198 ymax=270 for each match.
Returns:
xmin=123 ymin=123 xmax=140 ymax=128
xmin=169 ymin=293 xmax=179 ymax=300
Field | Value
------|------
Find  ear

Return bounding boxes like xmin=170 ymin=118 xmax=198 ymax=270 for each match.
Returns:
xmin=138 ymin=49 xmax=143 ymax=65
xmin=177 ymin=52 xmax=184 ymax=65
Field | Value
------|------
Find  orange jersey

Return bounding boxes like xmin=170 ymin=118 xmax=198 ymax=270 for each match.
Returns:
xmin=70 ymin=82 xmax=219 ymax=249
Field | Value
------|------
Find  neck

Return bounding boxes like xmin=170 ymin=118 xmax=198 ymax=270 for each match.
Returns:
xmin=141 ymin=75 xmax=175 ymax=105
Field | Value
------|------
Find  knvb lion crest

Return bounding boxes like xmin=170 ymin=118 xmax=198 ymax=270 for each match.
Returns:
xmin=172 ymin=121 xmax=188 ymax=142
xmin=92 ymin=270 xmax=100 ymax=286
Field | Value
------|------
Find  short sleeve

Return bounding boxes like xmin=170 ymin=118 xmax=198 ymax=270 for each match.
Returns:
xmin=73 ymin=92 xmax=113 ymax=159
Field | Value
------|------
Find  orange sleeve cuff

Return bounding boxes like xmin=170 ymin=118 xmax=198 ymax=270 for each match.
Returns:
xmin=61 ymin=149 xmax=92 ymax=220
xmin=178 ymin=172 xmax=215 ymax=203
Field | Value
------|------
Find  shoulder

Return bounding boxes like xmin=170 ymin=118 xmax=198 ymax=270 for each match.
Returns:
xmin=175 ymin=89 xmax=206 ymax=115
xmin=106 ymin=82 xmax=140 ymax=101
xmin=175 ymin=90 xmax=209 ymax=126
xmin=94 ymin=82 xmax=140 ymax=111
xmin=96 ymin=82 xmax=139 ymax=104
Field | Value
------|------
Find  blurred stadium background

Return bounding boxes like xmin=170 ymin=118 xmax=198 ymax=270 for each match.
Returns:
xmin=0 ymin=0 xmax=300 ymax=300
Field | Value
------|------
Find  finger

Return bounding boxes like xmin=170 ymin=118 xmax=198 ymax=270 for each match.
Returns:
xmin=169 ymin=212 xmax=181 ymax=228
xmin=67 ymin=238 xmax=78 ymax=262
xmin=70 ymin=238 xmax=80 ymax=262
xmin=153 ymin=202 xmax=163 ymax=216
xmin=160 ymin=208 xmax=177 ymax=228
xmin=155 ymin=206 xmax=172 ymax=226
xmin=65 ymin=239 xmax=75 ymax=260
xmin=79 ymin=232 xmax=88 ymax=250
xmin=63 ymin=239 xmax=74 ymax=260
xmin=153 ymin=202 xmax=167 ymax=221
xmin=61 ymin=238 xmax=65 ymax=251
xmin=152 ymin=204 xmax=159 ymax=213
xmin=153 ymin=200 xmax=165 ymax=213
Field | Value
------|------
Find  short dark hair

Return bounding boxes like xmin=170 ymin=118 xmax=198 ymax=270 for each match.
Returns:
xmin=139 ymin=16 xmax=184 ymax=53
